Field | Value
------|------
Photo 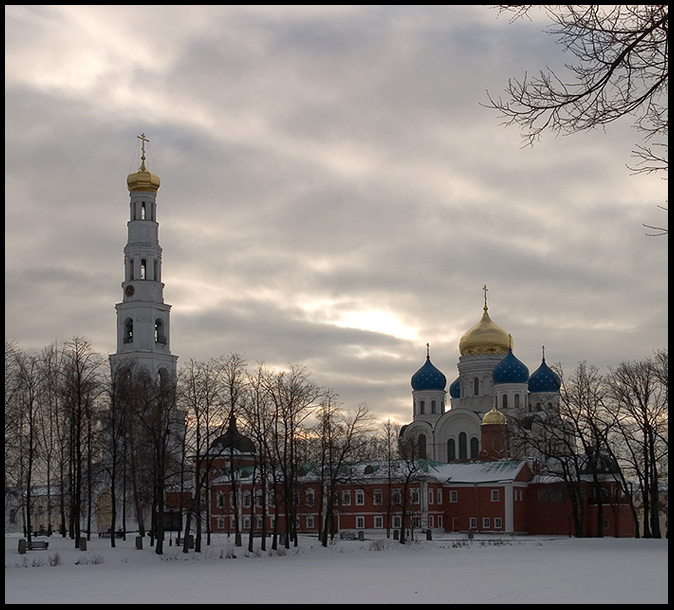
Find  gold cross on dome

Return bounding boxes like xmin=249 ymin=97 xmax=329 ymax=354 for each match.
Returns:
xmin=482 ymin=284 xmax=488 ymax=311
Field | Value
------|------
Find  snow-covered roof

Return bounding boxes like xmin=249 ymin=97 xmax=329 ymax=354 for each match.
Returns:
xmin=206 ymin=458 xmax=529 ymax=486
xmin=430 ymin=459 xmax=527 ymax=484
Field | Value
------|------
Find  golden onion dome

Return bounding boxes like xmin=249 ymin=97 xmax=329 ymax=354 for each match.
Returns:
xmin=127 ymin=133 xmax=160 ymax=193
xmin=459 ymin=287 xmax=510 ymax=356
xmin=481 ymin=407 xmax=507 ymax=426
xmin=127 ymin=158 xmax=160 ymax=193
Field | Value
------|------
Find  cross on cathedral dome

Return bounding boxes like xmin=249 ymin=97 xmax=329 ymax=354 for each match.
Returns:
xmin=458 ymin=286 xmax=510 ymax=356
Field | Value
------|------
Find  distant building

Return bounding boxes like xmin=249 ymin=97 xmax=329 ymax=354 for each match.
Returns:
xmin=185 ymin=417 xmax=632 ymax=539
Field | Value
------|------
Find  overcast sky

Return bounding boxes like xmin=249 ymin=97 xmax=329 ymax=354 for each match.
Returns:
xmin=5 ymin=5 xmax=667 ymax=424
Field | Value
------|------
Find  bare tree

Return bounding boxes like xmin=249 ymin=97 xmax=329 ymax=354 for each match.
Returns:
xmin=9 ymin=347 xmax=41 ymax=543
xmin=35 ymin=342 xmax=65 ymax=537
xmin=396 ymin=427 xmax=427 ymax=544
xmin=59 ymin=337 xmax=105 ymax=547
xmin=604 ymin=351 xmax=668 ymax=537
xmin=117 ymin=363 xmax=181 ymax=555
xmin=217 ymin=353 xmax=248 ymax=547
xmin=313 ymin=395 xmax=372 ymax=547
xmin=508 ymin=361 xmax=597 ymax=537
xmin=177 ymin=357 xmax=229 ymax=553
xmin=5 ymin=341 xmax=24 ymax=527
xmin=485 ymin=5 xmax=668 ymax=232
xmin=377 ymin=419 xmax=401 ymax=539
xmin=241 ymin=362 xmax=277 ymax=552
xmin=265 ymin=364 xmax=326 ymax=548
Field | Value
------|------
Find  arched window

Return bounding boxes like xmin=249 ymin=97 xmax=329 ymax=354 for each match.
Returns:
xmin=447 ymin=439 xmax=456 ymax=462
xmin=153 ymin=259 xmax=159 ymax=281
xmin=140 ymin=259 xmax=146 ymax=280
xmin=502 ymin=394 xmax=508 ymax=409
xmin=418 ymin=434 xmax=427 ymax=459
xmin=431 ymin=400 xmax=436 ymax=414
xmin=473 ymin=378 xmax=479 ymax=396
xmin=514 ymin=394 xmax=520 ymax=409
xmin=419 ymin=400 xmax=425 ymax=414
xmin=158 ymin=367 xmax=170 ymax=392
xmin=141 ymin=202 xmax=146 ymax=220
xmin=459 ymin=432 xmax=467 ymax=460
xmin=470 ymin=437 xmax=479 ymax=459
xmin=547 ymin=402 xmax=553 ymax=410
xmin=155 ymin=318 xmax=166 ymax=344
xmin=536 ymin=402 xmax=542 ymax=412
xmin=129 ymin=259 xmax=134 ymax=280
xmin=124 ymin=318 xmax=133 ymax=343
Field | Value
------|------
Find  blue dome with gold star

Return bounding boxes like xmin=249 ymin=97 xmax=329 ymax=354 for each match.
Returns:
xmin=449 ymin=377 xmax=461 ymax=398
xmin=528 ymin=358 xmax=561 ymax=393
xmin=411 ymin=347 xmax=446 ymax=391
xmin=492 ymin=348 xmax=530 ymax=385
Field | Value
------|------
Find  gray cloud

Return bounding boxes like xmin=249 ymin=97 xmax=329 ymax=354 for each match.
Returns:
xmin=5 ymin=6 xmax=667 ymax=424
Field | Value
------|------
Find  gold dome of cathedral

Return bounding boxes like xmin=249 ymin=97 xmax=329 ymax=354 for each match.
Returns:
xmin=458 ymin=286 xmax=510 ymax=357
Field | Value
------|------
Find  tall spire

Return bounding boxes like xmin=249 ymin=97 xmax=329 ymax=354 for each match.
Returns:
xmin=112 ymin=133 xmax=175 ymax=373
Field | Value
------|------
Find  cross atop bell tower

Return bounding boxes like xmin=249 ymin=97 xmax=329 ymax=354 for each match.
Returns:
xmin=137 ymin=132 xmax=149 ymax=169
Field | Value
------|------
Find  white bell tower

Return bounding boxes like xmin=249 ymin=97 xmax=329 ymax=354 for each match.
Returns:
xmin=109 ymin=133 xmax=178 ymax=381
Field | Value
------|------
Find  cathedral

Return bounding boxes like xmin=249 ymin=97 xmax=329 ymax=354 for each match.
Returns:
xmin=400 ymin=286 xmax=564 ymax=466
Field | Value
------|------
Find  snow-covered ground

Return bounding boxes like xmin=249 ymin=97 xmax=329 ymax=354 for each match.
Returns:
xmin=5 ymin=532 xmax=667 ymax=604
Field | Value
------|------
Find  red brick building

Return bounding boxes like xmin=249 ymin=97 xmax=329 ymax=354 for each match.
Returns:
xmin=169 ymin=415 xmax=634 ymax=539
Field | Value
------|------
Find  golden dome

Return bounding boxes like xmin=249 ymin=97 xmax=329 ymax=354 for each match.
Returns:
xmin=459 ymin=286 xmax=510 ymax=356
xmin=127 ymin=158 xmax=160 ymax=193
xmin=481 ymin=407 xmax=507 ymax=425
xmin=127 ymin=133 xmax=160 ymax=193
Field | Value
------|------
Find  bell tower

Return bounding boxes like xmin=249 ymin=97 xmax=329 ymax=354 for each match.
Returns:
xmin=109 ymin=133 xmax=178 ymax=382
